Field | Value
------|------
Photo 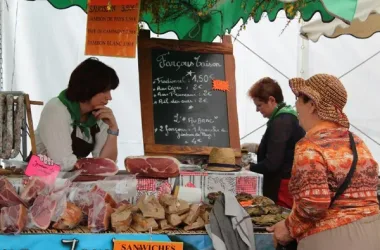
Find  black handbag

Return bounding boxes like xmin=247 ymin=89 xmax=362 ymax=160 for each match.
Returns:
xmin=276 ymin=132 xmax=358 ymax=250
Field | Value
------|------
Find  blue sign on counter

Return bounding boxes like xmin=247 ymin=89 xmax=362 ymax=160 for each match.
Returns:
xmin=0 ymin=234 xmax=171 ymax=250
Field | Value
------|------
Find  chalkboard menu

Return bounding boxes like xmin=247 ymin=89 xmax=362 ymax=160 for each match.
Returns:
xmin=151 ymin=49 xmax=230 ymax=147
xmin=138 ymin=30 xmax=240 ymax=156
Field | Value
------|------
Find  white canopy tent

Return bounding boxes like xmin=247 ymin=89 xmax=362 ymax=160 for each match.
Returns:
xmin=300 ymin=0 xmax=380 ymax=42
xmin=2 ymin=0 xmax=380 ymax=168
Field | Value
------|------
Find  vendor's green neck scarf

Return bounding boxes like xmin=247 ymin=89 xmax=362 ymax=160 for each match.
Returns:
xmin=268 ymin=102 xmax=297 ymax=124
xmin=58 ymin=90 xmax=97 ymax=138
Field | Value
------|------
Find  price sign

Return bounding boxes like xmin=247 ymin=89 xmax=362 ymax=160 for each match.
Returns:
xmin=113 ymin=240 xmax=183 ymax=250
xmin=25 ymin=155 xmax=61 ymax=184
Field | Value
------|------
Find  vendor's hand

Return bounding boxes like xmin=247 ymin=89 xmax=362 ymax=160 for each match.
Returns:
xmin=93 ymin=106 xmax=118 ymax=130
xmin=242 ymin=143 xmax=259 ymax=154
xmin=38 ymin=154 xmax=54 ymax=165
xmin=267 ymin=220 xmax=293 ymax=246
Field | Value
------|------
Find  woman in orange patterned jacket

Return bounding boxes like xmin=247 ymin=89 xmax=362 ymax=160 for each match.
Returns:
xmin=268 ymin=74 xmax=380 ymax=250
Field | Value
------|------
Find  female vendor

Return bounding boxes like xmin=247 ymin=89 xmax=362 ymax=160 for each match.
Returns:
xmin=242 ymin=77 xmax=305 ymax=208
xmin=34 ymin=57 xmax=119 ymax=171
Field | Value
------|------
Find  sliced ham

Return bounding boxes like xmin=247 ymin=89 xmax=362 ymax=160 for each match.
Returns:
xmin=52 ymin=202 xmax=82 ymax=230
xmin=125 ymin=156 xmax=180 ymax=178
xmin=28 ymin=195 xmax=58 ymax=230
xmin=91 ymin=185 xmax=117 ymax=208
xmin=87 ymin=186 xmax=116 ymax=232
xmin=0 ymin=204 xmax=27 ymax=234
xmin=74 ymin=158 xmax=118 ymax=176
xmin=88 ymin=203 xmax=113 ymax=232
xmin=20 ymin=177 xmax=47 ymax=205
xmin=68 ymin=185 xmax=116 ymax=216
xmin=0 ymin=177 xmax=28 ymax=208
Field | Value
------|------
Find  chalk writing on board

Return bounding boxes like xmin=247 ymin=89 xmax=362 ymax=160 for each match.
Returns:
xmin=152 ymin=49 xmax=230 ymax=147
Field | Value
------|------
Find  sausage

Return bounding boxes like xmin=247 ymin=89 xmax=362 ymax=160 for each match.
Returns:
xmin=11 ymin=95 xmax=24 ymax=158
xmin=0 ymin=94 xmax=5 ymax=155
xmin=3 ymin=95 xmax=14 ymax=159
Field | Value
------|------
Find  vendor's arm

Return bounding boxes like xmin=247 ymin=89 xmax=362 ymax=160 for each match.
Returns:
xmin=92 ymin=106 xmax=118 ymax=161
xmin=284 ymin=141 xmax=330 ymax=239
xmin=38 ymin=100 xmax=77 ymax=171
xmin=250 ymin=115 xmax=294 ymax=174
xmin=92 ymin=122 xmax=118 ymax=161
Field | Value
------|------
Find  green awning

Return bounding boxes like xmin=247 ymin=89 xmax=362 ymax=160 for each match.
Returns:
xmin=47 ymin=0 xmax=357 ymax=42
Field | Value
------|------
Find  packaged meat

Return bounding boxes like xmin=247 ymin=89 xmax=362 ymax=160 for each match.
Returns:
xmin=20 ymin=177 xmax=47 ymax=205
xmin=74 ymin=158 xmax=118 ymax=176
xmin=125 ymin=156 xmax=180 ymax=178
xmin=0 ymin=204 xmax=28 ymax=234
xmin=26 ymin=172 xmax=79 ymax=230
xmin=21 ymin=171 xmax=80 ymax=206
xmin=68 ymin=175 xmax=137 ymax=215
xmin=27 ymin=195 xmax=58 ymax=230
xmin=52 ymin=202 xmax=82 ymax=230
xmin=91 ymin=185 xmax=117 ymax=208
xmin=88 ymin=195 xmax=114 ymax=233
xmin=0 ymin=177 xmax=28 ymax=208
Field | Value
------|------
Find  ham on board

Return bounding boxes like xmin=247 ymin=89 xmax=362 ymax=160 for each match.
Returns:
xmin=0 ymin=177 xmax=28 ymax=208
xmin=74 ymin=158 xmax=118 ymax=176
xmin=0 ymin=204 xmax=28 ymax=234
xmin=125 ymin=156 xmax=180 ymax=178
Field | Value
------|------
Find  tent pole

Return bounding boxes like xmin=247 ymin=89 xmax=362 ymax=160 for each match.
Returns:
xmin=297 ymin=20 xmax=309 ymax=78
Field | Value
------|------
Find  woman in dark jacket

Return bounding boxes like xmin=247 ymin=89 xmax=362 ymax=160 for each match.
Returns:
xmin=242 ymin=77 xmax=305 ymax=209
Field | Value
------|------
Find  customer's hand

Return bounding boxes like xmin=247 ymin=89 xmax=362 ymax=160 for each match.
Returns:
xmin=241 ymin=143 xmax=259 ymax=154
xmin=267 ymin=220 xmax=294 ymax=246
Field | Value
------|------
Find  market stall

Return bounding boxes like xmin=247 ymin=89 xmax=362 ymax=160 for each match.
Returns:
xmin=1 ymin=0 xmax=369 ymax=249
xmin=0 ymin=34 xmax=275 ymax=247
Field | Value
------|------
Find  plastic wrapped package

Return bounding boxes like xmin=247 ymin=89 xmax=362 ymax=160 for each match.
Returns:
xmin=24 ymin=171 xmax=81 ymax=230
xmin=68 ymin=175 xmax=138 ymax=214
xmin=87 ymin=192 xmax=114 ymax=233
xmin=0 ymin=204 xmax=28 ymax=234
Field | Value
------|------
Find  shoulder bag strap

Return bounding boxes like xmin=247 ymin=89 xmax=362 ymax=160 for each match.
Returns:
xmin=329 ymin=132 xmax=358 ymax=208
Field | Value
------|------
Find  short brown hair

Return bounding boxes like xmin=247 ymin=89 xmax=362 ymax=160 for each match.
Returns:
xmin=66 ymin=57 xmax=119 ymax=102
xmin=248 ymin=77 xmax=284 ymax=103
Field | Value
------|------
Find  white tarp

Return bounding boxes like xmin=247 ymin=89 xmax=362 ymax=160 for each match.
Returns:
xmin=301 ymin=0 xmax=380 ymax=42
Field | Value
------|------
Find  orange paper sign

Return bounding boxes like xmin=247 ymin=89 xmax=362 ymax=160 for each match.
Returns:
xmin=85 ymin=0 xmax=140 ymax=58
xmin=212 ymin=79 xmax=229 ymax=91
xmin=113 ymin=240 xmax=183 ymax=250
